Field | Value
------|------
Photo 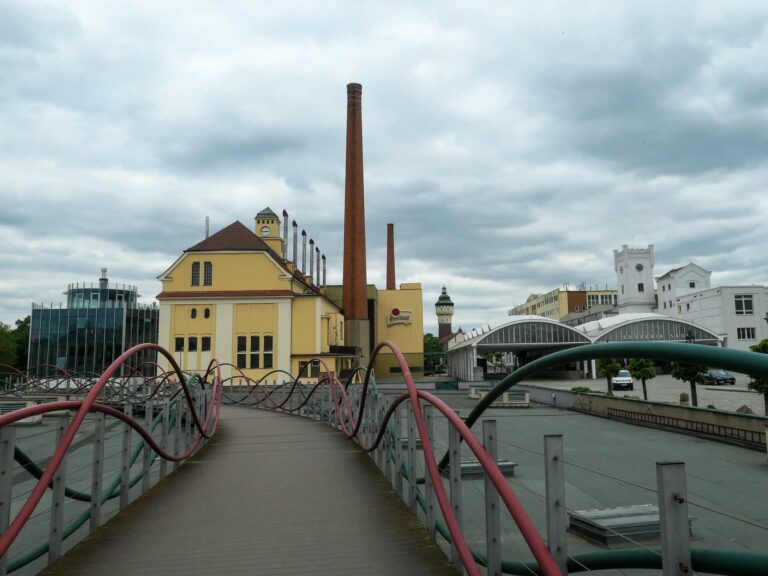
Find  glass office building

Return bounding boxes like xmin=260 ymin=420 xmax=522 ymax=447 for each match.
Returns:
xmin=28 ymin=270 xmax=159 ymax=377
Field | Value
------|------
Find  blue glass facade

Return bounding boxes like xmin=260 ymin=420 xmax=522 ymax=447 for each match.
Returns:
xmin=29 ymin=275 xmax=158 ymax=377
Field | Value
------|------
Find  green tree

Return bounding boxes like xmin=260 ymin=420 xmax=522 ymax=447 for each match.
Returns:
xmin=423 ymin=333 xmax=443 ymax=374
xmin=628 ymin=358 xmax=656 ymax=401
xmin=670 ymin=362 xmax=707 ymax=407
xmin=747 ymin=338 xmax=768 ymax=415
xmin=597 ymin=358 xmax=621 ymax=396
xmin=423 ymin=333 xmax=442 ymax=354
xmin=12 ymin=315 xmax=30 ymax=370
xmin=0 ymin=322 xmax=17 ymax=368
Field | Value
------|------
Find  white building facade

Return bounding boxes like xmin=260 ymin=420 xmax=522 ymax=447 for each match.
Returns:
xmin=675 ymin=286 xmax=768 ymax=351
xmin=656 ymin=263 xmax=712 ymax=315
xmin=614 ymin=244 xmax=656 ymax=313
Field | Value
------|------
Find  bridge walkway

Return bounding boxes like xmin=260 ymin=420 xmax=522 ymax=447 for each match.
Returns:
xmin=42 ymin=405 xmax=456 ymax=575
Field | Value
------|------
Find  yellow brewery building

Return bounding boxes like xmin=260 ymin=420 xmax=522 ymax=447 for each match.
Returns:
xmin=156 ymin=208 xmax=424 ymax=381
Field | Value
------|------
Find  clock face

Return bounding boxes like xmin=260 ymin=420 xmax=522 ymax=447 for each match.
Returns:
xmin=636 ymin=263 xmax=644 ymax=271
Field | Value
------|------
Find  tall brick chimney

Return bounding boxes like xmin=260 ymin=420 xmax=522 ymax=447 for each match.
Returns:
xmin=386 ymin=223 xmax=396 ymax=290
xmin=342 ymin=82 xmax=370 ymax=364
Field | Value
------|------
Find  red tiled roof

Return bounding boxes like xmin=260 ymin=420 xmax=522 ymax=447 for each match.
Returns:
xmin=186 ymin=221 xmax=271 ymax=252
xmin=157 ymin=290 xmax=295 ymax=299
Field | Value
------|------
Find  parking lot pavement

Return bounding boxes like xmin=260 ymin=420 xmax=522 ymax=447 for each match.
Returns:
xmin=520 ymin=373 xmax=766 ymax=415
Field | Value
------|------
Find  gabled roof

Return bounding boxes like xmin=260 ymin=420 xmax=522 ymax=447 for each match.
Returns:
xmin=186 ymin=221 xmax=271 ymax=252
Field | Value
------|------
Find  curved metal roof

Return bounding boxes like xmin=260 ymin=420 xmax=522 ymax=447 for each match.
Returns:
xmin=450 ymin=316 xmax=591 ymax=351
xmin=573 ymin=313 xmax=721 ymax=343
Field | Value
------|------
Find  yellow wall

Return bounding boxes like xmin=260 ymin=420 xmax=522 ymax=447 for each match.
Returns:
xmin=229 ymin=303 xmax=278 ymax=379
xmin=164 ymin=252 xmax=291 ymax=292
xmin=169 ymin=303 xmax=216 ymax=372
xmin=374 ymin=284 xmax=424 ymax=376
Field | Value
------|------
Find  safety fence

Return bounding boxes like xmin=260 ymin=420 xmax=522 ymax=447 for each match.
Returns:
xmin=0 ymin=345 xmax=222 ymax=575
xmin=224 ymin=340 xmax=768 ymax=576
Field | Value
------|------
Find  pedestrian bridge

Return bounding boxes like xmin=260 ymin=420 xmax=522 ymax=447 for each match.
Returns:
xmin=1 ymin=342 xmax=767 ymax=575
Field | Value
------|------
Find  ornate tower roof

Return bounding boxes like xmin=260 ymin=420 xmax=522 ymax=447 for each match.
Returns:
xmin=435 ymin=286 xmax=454 ymax=307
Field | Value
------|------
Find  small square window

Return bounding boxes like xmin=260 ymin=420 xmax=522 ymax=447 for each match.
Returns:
xmin=638 ymin=283 xmax=644 ymax=292
xmin=174 ymin=337 xmax=184 ymax=352
xmin=188 ymin=337 xmax=198 ymax=352
xmin=689 ymin=281 xmax=696 ymax=288
xmin=201 ymin=336 xmax=211 ymax=352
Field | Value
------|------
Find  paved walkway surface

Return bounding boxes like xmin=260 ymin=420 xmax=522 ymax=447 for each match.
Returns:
xmin=42 ymin=405 xmax=456 ymax=575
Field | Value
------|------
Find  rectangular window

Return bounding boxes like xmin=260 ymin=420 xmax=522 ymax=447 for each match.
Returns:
xmin=236 ymin=335 xmax=247 ymax=369
xmin=203 ymin=262 xmax=213 ymax=286
xmin=638 ymin=283 xmax=644 ymax=292
xmin=263 ymin=335 xmax=273 ymax=369
xmin=686 ymin=303 xmax=690 ymax=311
xmin=663 ymin=302 xmax=666 ymax=309
xmin=201 ymin=336 xmax=211 ymax=352
xmin=737 ymin=327 xmax=756 ymax=340
xmin=689 ymin=281 xmax=696 ymax=288
xmin=191 ymin=262 xmax=200 ymax=286
xmin=250 ymin=336 xmax=260 ymax=369
xmin=310 ymin=360 xmax=320 ymax=378
xmin=662 ymin=285 xmax=665 ymax=292
xmin=188 ymin=336 xmax=198 ymax=352
xmin=174 ymin=337 xmax=184 ymax=352
xmin=734 ymin=294 xmax=753 ymax=315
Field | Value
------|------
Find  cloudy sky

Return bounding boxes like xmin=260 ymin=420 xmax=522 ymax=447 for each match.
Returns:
xmin=1 ymin=0 xmax=768 ymax=334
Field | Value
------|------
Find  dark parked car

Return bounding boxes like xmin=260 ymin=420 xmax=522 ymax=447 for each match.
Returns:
xmin=704 ymin=369 xmax=736 ymax=386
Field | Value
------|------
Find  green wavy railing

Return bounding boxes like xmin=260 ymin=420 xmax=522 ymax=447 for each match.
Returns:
xmin=426 ymin=342 xmax=768 ymax=575
xmin=7 ymin=381 xmax=204 ymax=573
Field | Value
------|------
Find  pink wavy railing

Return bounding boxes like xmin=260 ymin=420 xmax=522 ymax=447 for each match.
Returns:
xmin=0 ymin=344 xmax=223 ymax=560
xmin=237 ymin=340 xmax=562 ymax=576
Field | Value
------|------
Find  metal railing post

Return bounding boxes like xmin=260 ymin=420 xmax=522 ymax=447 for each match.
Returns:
xmin=393 ymin=405 xmax=403 ymax=496
xmin=424 ymin=405 xmax=436 ymax=540
xmin=544 ymin=434 xmax=568 ymax=575
xmin=173 ymin=396 xmax=182 ymax=471
xmin=449 ymin=424 xmax=463 ymax=571
xmin=50 ymin=414 xmax=68 ymax=562
xmin=159 ymin=399 xmax=169 ymax=480
xmin=0 ymin=427 xmax=16 ymax=576
xmin=484 ymin=420 xmax=501 ymax=576
xmin=376 ymin=399 xmax=385 ymax=471
xmin=407 ymin=402 xmax=417 ymax=513
xmin=142 ymin=399 xmax=153 ymax=493
xmin=119 ymin=404 xmax=132 ymax=510
xmin=657 ymin=462 xmax=691 ymax=576
xmin=90 ymin=412 xmax=105 ymax=533
xmin=383 ymin=399 xmax=391 ymax=480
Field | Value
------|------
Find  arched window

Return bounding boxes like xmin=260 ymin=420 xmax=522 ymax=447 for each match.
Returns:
xmin=191 ymin=262 xmax=200 ymax=286
xmin=203 ymin=262 xmax=212 ymax=286
xmin=260 ymin=226 xmax=270 ymax=237
xmin=191 ymin=308 xmax=197 ymax=319
xmin=204 ymin=308 xmax=210 ymax=319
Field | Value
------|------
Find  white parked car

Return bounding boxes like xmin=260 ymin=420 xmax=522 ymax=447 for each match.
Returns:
xmin=611 ymin=369 xmax=634 ymax=391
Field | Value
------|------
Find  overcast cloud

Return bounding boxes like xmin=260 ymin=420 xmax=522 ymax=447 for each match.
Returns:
xmin=1 ymin=0 xmax=768 ymax=334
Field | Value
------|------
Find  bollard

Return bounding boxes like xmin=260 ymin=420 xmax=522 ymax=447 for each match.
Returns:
xmin=0 ymin=427 xmax=16 ymax=576
xmin=657 ymin=462 xmax=691 ymax=576
xmin=119 ymin=404 xmax=132 ymax=510
xmin=544 ymin=434 xmax=568 ymax=575
xmin=424 ymin=405 xmax=436 ymax=540
xmin=484 ymin=420 xmax=502 ymax=576
xmin=50 ymin=414 xmax=69 ymax=561
xmin=449 ymin=424 xmax=463 ymax=571
xmin=90 ymin=412 xmax=105 ymax=533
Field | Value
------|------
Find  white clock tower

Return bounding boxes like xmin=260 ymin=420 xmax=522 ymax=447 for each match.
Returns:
xmin=614 ymin=244 xmax=656 ymax=313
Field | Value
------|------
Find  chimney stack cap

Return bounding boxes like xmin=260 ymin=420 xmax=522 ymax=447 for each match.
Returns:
xmin=301 ymin=229 xmax=306 ymax=236
xmin=282 ymin=209 xmax=288 ymax=217
xmin=292 ymin=220 xmax=297 ymax=227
